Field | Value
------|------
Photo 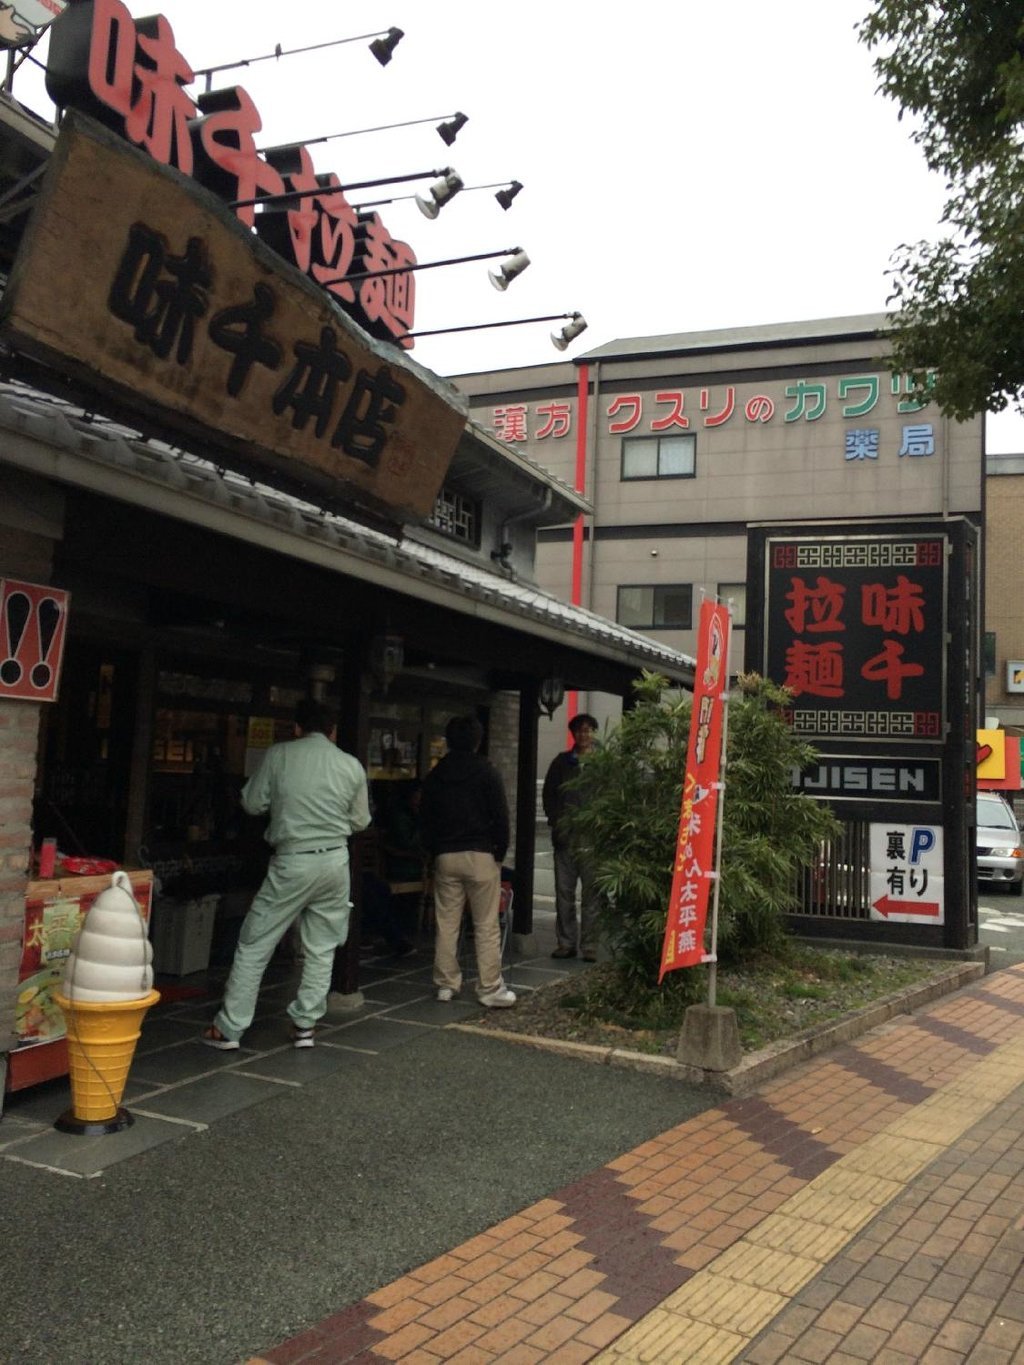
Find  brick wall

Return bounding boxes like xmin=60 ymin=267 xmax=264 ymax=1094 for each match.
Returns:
xmin=0 ymin=701 xmax=39 ymax=1047
xmin=0 ymin=504 xmax=59 ymax=1051
xmin=488 ymin=692 xmax=520 ymax=867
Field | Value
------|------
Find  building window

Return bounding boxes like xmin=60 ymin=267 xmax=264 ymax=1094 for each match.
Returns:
xmin=717 ymin=583 xmax=747 ymax=628
xmin=617 ymin=584 xmax=692 ymax=630
xmin=429 ymin=486 xmax=480 ymax=547
xmin=621 ymin=434 xmax=696 ymax=480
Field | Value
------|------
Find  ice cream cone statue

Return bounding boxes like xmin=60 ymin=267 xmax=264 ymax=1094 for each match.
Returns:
xmin=54 ymin=870 xmax=159 ymax=1135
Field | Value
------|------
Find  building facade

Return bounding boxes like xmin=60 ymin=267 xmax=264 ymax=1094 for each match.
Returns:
xmin=452 ymin=316 xmax=986 ymax=767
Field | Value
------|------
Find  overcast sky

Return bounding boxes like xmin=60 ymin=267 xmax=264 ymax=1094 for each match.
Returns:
xmin=15 ymin=0 xmax=1024 ymax=451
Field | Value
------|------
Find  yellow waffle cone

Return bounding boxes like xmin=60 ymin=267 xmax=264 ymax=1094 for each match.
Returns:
xmin=54 ymin=989 xmax=160 ymax=1124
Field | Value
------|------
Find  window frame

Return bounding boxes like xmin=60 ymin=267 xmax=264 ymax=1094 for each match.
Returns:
xmin=616 ymin=583 xmax=693 ymax=631
xmin=428 ymin=484 xmax=482 ymax=549
xmin=717 ymin=582 xmax=747 ymax=629
xmin=620 ymin=433 xmax=696 ymax=482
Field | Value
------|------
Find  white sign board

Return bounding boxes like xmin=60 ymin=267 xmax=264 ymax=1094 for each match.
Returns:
xmin=869 ymin=823 xmax=944 ymax=924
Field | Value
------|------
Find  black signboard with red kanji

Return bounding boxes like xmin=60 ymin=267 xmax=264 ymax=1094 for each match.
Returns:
xmin=762 ymin=533 xmax=946 ymax=744
xmin=747 ymin=517 xmax=980 ymax=954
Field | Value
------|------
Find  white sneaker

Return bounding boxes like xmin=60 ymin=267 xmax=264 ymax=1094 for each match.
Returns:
xmin=436 ymin=987 xmax=455 ymax=1002
xmin=478 ymin=986 xmax=516 ymax=1008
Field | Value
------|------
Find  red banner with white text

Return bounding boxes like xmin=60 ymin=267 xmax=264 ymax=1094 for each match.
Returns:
xmin=659 ymin=599 xmax=730 ymax=981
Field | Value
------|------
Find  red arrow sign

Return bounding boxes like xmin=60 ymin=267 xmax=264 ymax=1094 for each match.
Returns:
xmin=872 ymin=895 xmax=941 ymax=919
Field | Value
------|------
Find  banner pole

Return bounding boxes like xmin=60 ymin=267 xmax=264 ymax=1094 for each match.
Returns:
xmin=705 ymin=609 xmax=732 ymax=1009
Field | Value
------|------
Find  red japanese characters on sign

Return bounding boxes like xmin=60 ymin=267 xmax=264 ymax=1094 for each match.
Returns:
xmin=659 ymin=599 xmax=730 ymax=981
xmin=45 ymin=0 xmax=416 ymax=348
xmin=0 ymin=578 xmax=70 ymax=703
xmin=764 ymin=537 xmax=945 ymax=742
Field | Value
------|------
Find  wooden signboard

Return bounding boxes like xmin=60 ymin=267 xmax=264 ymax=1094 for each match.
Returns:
xmin=0 ymin=113 xmax=466 ymax=526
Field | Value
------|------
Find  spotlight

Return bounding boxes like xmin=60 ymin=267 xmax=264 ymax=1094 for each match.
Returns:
xmin=495 ymin=180 xmax=523 ymax=211
xmin=369 ymin=27 xmax=403 ymax=65
xmin=552 ymin=312 xmax=588 ymax=350
xmin=489 ymin=249 xmax=531 ymax=291
xmin=415 ymin=171 xmax=465 ymax=219
xmin=437 ymin=112 xmax=469 ymax=145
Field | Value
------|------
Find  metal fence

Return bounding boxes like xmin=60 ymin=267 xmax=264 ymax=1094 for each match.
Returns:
xmin=795 ymin=819 xmax=873 ymax=920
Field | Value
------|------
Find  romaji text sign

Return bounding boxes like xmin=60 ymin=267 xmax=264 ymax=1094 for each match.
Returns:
xmin=0 ymin=578 xmax=69 ymax=702
xmin=0 ymin=116 xmax=465 ymax=525
xmin=659 ymin=599 xmax=730 ymax=981
xmin=763 ymin=533 xmax=946 ymax=743
xmin=869 ymin=823 xmax=944 ymax=924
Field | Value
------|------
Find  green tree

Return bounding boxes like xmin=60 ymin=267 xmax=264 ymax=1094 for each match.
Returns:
xmin=563 ymin=672 xmax=839 ymax=1020
xmin=858 ymin=2 xmax=1024 ymax=420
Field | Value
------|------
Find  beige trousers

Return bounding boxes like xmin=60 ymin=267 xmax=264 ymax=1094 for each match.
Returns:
xmin=431 ymin=849 xmax=503 ymax=996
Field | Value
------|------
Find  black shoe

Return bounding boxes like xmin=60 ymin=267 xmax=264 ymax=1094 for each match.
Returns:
xmin=551 ymin=946 xmax=577 ymax=959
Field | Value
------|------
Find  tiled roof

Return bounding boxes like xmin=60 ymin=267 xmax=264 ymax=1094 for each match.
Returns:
xmin=0 ymin=381 xmax=695 ymax=683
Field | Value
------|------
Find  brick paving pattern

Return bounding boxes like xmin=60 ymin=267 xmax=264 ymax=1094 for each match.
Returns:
xmin=248 ymin=962 xmax=1024 ymax=1364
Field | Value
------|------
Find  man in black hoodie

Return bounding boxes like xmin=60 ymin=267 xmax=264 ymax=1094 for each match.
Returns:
xmin=419 ymin=714 xmax=516 ymax=1007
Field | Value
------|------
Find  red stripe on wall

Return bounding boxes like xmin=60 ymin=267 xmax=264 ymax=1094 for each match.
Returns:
xmin=568 ymin=364 xmax=590 ymax=726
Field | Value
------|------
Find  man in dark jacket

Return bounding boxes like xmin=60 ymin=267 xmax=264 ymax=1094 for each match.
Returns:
xmin=542 ymin=712 xmax=600 ymax=960
xmin=419 ymin=714 xmax=516 ymax=1007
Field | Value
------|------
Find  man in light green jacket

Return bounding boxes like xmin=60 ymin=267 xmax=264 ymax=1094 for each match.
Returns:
xmin=202 ymin=698 xmax=370 ymax=1050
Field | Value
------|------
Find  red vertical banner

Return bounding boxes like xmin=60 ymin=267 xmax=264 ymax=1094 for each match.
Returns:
xmin=659 ymin=599 xmax=730 ymax=981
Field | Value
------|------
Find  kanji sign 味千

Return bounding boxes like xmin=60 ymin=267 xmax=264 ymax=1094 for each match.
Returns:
xmin=44 ymin=0 xmax=416 ymax=348
xmin=0 ymin=116 xmax=465 ymax=526
xmin=763 ymin=534 xmax=946 ymax=743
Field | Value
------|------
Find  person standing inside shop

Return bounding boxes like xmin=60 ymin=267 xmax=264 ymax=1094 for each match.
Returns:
xmin=543 ymin=712 xmax=601 ymax=961
xmin=419 ymin=714 xmax=515 ymax=1008
xmin=201 ymin=698 xmax=371 ymax=1049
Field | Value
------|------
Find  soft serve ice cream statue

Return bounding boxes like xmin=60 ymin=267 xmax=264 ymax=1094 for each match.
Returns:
xmin=62 ymin=870 xmax=154 ymax=1002
xmin=55 ymin=871 xmax=160 ymax=1134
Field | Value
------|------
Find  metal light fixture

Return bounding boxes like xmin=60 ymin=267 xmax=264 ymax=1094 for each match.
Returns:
xmin=489 ymin=249 xmax=531 ymax=291
xmin=334 ymin=246 xmax=527 ymax=287
xmin=355 ymin=178 xmax=522 ymax=214
xmin=436 ymin=112 xmax=469 ymax=145
xmin=538 ymin=678 xmax=565 ymax=719
xmin=400 ymin=312 xmax=587 ymax=346
xmin=231 ymin=166 xmax=457 ymax=212
xmin=261 ymin=113 xmax=470 ymax=158
xmin=552 ymin=312 xmax=588 ymax=351
xmin=495 ymin=180 xmax=523 ymax=210
xmin=415 ymin=171 xmax=464 ymax=220
xmin=369 ymin=27 xmax=404 ymax=65
xmin=192 ymin=29 xmax=405 ymax=92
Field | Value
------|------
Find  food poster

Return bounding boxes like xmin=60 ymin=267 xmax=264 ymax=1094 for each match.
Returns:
xmin=16 ymin=875 xmax=153 ymax=1047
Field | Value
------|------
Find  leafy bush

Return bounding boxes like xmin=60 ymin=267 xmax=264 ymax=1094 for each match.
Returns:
xmin=563 ymin=671 xmax=840 ymax=1012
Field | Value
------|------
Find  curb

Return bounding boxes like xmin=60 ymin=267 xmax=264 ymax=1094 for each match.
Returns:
xmin=450 ymin=960 xmax=986 ymax=1094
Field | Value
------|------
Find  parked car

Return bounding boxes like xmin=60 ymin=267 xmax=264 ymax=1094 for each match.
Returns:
xmin=976 ymin=793 xmax=1024 ymax=895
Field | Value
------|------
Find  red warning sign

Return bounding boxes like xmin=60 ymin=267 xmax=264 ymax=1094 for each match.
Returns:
xmin=0 ymin=579 xmax=70 ymax=702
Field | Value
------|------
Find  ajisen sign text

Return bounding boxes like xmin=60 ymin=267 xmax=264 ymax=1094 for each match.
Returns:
xmin=46 ymin=0 xmax=416 ymax=348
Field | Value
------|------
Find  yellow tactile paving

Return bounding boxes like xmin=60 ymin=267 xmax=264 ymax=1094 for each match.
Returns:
xmin=596 ymin=1031 xmax=1024 ymax=1363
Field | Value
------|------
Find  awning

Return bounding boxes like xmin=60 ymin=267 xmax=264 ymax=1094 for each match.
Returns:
xmin=0 ymin=382 xmax=696 ymax=689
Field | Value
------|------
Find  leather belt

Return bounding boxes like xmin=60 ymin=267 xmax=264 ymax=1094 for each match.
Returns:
xmin=294 ymin=846 xmax=343 ymax=854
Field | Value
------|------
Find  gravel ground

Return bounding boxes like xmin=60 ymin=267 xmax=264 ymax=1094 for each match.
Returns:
xmin=473 ymin=949 xmax=955 ymax=1056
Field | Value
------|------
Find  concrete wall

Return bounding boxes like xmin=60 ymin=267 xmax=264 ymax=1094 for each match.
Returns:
xmin=984 ymin=457 xmax=1024 ymax=728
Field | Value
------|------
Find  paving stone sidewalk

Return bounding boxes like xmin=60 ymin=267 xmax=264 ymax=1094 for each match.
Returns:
xmin=248 ymin=962 xmax=1024 ymax=1364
